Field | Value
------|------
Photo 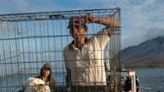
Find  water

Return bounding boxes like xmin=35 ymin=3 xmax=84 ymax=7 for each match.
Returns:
xmin=136 ymin=68 xmax=164 ymax=92
xmin=0 ymin=68 xmax=164 ymax=92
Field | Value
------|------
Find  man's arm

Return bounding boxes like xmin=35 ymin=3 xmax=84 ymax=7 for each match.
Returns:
xmin=84 ymin=14 xmax=120 ymax=49
xmin=85 ymin=14 xmax=120 ymax=28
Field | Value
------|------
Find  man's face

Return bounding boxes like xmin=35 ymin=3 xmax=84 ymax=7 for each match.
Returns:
xmin=70 ymin=25 xmax=86 ymax=39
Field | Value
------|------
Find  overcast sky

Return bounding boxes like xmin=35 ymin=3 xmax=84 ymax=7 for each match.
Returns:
xmin=0 ymin=0 xmax=163 ymax=49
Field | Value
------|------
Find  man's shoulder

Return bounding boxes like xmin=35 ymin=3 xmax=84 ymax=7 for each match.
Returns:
xmin=64 ymin=44 xmax=71 ymax=51
xmin=64 ymin=45 xmax=68 ymax=50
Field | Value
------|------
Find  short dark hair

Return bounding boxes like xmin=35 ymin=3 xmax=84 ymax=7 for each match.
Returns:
xmin=68 ymin=16 xmax=88 ymax=31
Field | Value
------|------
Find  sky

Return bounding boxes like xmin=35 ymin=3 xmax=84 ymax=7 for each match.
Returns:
xmin=0 ymin=0 xmax=164 ymax=49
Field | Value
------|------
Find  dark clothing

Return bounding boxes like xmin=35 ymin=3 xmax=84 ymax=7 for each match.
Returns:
xmin=136 ymin=78 xmax=139 ymax=92
xmin=123 ymin=76 xmax=139 ymax=92
xmin=124 ymin=77 xmax=131 ymax=91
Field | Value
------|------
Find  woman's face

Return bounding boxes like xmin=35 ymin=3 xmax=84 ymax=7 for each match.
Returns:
xmin=42 ymin=67 xmax=50 ymax=77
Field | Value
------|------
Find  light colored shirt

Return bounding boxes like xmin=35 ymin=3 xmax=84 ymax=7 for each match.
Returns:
xmin=63 ymin=28 xmax=110 ymax=86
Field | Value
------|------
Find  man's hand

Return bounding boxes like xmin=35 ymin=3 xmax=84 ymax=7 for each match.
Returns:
xmin=84 ymin=13 xmax=95 ymax=23
xmin=85 ymin=13 xmax=120 ymax=27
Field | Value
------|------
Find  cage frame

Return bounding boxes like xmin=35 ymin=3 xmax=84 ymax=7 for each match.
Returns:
xmin=0 ymin=8 xmax=121 ymax=92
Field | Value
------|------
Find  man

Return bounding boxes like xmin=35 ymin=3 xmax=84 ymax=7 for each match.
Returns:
xmin=63 ymin=14 xmax=120 ymax=86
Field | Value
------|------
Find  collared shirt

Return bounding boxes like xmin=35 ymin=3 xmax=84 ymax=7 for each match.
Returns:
xmin=63 ymin=28 xmax=110 ymax=86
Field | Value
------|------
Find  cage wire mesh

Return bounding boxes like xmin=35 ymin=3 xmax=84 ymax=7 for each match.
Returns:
xmin=0 ymin=8 xmax=121 ymax=92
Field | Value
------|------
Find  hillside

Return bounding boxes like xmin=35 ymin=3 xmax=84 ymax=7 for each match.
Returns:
xmin=121 ymin=36 xmax=164 ymax=68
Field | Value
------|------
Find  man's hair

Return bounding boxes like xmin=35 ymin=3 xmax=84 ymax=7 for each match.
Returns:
xmin=68 ymin=16 xmax=87 ymax=31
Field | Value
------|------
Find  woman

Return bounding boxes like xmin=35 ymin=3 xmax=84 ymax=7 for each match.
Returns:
xmin=36 ymin=63 xmax=56 ymax=89
xmin=19 ymin=63 xmax=55 ymax=92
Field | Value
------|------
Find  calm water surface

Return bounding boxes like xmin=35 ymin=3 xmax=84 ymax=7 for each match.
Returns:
xmin=136 ymin=68 xmax=164 ymax=92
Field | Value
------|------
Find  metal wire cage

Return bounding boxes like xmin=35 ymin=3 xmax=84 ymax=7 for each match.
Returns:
xmin=0 ymin=8 xmax=121 ymax=92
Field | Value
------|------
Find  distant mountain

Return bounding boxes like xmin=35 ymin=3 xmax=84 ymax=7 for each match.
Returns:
xmin=121 ymin=36 xmax=164 ymax=68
